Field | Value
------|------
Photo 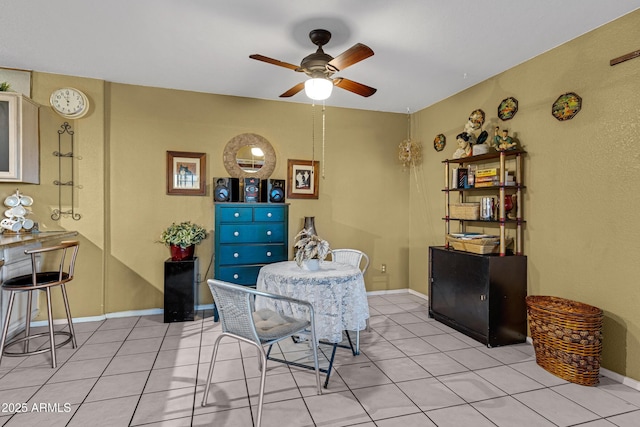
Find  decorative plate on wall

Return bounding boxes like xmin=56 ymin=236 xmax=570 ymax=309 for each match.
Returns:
xmin=433 ymin=134 xmax=446 ymax=152
xmin=552 ymin=92 xmax=582 ymax=121
xmin=498 ymin=97 xmax=518 ymax=121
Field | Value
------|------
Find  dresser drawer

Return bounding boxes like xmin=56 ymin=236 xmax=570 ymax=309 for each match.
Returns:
xmin=218 ymin=223 xmax=285 ymax=244
xmin=218 ymin=244 xmax=287 ymax=265
xmin=254 ymin=206 xmax=286 ymax=222
xmin=217 ymin=206 xmax=254 ymax=223
xmin=217 ymin=265 xmax=262 ymax=285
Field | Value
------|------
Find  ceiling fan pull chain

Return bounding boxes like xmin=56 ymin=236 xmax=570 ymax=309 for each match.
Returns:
xmin=311 ymin=102 xmax=316 ymax=165
xmin=322 ymin=101 xmax=326 ymax=179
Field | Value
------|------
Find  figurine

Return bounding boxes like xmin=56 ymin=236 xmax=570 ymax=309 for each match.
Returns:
xmin=452 ymin=133 xmax=473 ymax=159
xmin=493 ymin=126 xmax=516 ymax=151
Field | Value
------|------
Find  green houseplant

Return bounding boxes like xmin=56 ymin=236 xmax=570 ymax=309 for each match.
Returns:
xmin=160 ymin=221 xmax=207 ymax=261
xmin=294 ymin=227 xmax=330 ymax=270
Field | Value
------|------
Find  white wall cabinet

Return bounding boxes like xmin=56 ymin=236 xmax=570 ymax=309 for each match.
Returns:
xmin=0 ymin=92 xmax=39 ymax=183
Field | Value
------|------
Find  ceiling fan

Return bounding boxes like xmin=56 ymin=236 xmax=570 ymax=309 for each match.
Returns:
xmin=250 ymin=29 xmax=377 ymax=100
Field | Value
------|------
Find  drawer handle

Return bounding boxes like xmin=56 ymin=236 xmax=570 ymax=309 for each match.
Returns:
xmin=267 ymin=212 xmax=272 ymax=218
xmin=480 ymin=295 xmax=487 ymax=301
xmin=266 ymin=251 xmax=272 ymax=257
xmin=266 ymin=230 xmax=272 ymax=236
xmin=234 ymin=212 xmax=240 ymax=218
xmin=234 ymin=253 xmax=239 ymax=258
xmin=233 ymin=274 xmax=239 ymax=279
xmin=234 ymin=231 xmax=239 ymax=237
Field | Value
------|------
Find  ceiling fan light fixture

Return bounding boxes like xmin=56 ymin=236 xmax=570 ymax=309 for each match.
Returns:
xmin=304 ymin=78 xmax=333 ymax=101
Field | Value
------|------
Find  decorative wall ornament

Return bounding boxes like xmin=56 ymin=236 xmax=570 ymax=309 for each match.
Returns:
xmin=433 ymin=134 xmax=446 ymax=152
xmin=398 ymin=109 xmax=422 ymax=169
xmin=498 ymin=97 xmax=518 ymax=121
xmin=552 ymin=92 xmax=582 ymax=121
xmin=399 ymin=139 xmax=422 ymax=168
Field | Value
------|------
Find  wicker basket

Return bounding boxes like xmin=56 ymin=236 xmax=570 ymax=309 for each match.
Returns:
xmin=449 ymin=203 xmax=480 ymax=220
xmin=446 ymin=235 xmax=513 ymax=255
xmin=526 ymin=296 xmax=603 ymax=386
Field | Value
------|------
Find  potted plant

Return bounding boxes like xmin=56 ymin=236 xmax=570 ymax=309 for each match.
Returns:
xmin=294 ymin=227 xmax=331 ymax=270
xmin=160 ymin=221 xmax=207 ymax=261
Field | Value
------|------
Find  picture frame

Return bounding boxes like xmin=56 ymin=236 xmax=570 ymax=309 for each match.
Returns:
xmin=287 ymin=159 xmax=319 ymax=199
xmin=166 ymin=151 xmax=206 ymax=196
xmin=0 ymin=67 xmax=31 ymax=97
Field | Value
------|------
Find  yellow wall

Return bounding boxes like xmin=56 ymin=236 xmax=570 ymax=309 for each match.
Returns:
xmin=1 ymin=10 xmax=638 ymax=381
xmin=0 ymin=73 xmax=409 ymax=316
xmin=409 ymin=10 xmax=640 ymax=380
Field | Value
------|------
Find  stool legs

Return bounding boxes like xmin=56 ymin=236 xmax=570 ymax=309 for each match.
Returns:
xmin=45 ymin=288 xmax=57 ymax=368
xmin=0 ymin=292 xmax=17 ymax=367
xmin=24 ymin=291 xmax=33 ymax=354
xmin=60 ymin=284 xmax=77 ymax=348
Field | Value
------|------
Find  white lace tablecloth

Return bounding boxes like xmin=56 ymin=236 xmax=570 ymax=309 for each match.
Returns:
xmin=255 ymin=261 xmax=369 ymax=343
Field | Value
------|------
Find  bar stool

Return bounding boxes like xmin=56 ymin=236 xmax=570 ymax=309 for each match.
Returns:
xmin=0 ymin=241 xmax=80 ymax=368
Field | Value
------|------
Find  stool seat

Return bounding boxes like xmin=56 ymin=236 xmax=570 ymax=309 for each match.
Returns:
xmin=3 ymin=272 xmax=70 ymax=289
xmin=0 ymin=241 xmax=80 ymax=368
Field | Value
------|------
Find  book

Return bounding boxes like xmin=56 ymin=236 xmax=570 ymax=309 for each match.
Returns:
xmin=474 ymin=181 xmax=498 ymax=188
xmin=476 ymin=168 xmax=499 ymax=177
xmin=475 ymin=175 xmax=499 ymax=183
xmin=457 ymin=168 xmax=468 ymax=188
xmin=451 ymin=168 xmax=459 ymax=189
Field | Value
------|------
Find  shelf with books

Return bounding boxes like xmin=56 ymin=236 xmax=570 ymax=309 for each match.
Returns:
xmin=442 ymin=150 xmax=526 ymax=256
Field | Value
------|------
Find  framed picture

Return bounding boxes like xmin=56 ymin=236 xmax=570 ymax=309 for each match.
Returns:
xmin=287 ymin=159 xmax=319 ymax=199
xmin=166 ymin=151 xmax=206 ymax=196
xmin=0 ymin=67 xmax=31 ymax=97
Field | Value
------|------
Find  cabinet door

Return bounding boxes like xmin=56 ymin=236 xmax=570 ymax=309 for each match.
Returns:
xmin=430 ymin=248 xmax=489 ymax=336
xmin=0 ymin=96 xmax=17 ymax=178
xmin=0 ymin=92 xmax=39 ymax=183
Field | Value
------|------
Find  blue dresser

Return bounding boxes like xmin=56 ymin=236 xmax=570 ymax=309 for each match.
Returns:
xmin=213 ymin=203 xmax=289 ymax=318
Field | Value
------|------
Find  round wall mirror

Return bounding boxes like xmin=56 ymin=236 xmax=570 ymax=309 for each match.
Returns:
xmin=223 ymin=133 xmax=276 ymax=179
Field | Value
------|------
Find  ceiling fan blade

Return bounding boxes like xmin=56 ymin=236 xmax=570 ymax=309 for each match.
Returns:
xmin=249 ymin=54 xmax=301 ymax=71
xmin=333 ymin=78 xmax=377 ymax=97
xmin=280 ymin=82 xmax=305 ymax=98
xmin=327 ymin=43 xmax=374 ymax=72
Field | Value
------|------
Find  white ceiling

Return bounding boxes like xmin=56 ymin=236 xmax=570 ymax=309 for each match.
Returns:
xmin=1 ymin=1 xmax=639 ymax=113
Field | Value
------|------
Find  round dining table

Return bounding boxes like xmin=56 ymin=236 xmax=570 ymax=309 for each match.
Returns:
xmin=255 ymin=260 xmax=369 ymax=349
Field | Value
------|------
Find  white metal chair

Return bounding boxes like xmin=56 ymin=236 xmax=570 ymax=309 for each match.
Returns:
xmin=329 ymin=249 xmax=370 ymax=354
xmin=330 ymin=249 xmax=369 ymax=274
xmin=202 ymin=279 xmax=321 ymax=427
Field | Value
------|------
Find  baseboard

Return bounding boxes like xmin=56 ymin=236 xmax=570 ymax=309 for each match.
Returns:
xmin=29 ymin=293 xmax=640 ymax=391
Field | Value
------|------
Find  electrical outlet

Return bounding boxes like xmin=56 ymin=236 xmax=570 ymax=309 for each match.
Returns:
xmin=381 ymin=264 xmax=387 ymax=273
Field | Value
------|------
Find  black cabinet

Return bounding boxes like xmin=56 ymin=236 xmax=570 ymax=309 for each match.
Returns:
xmin=429 ymin=246 xmax=527 ymax=347
xmin=164 ymin=258 xmax=198 ymax=323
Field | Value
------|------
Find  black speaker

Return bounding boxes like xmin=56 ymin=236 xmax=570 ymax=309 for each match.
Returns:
xmin=243 ymin=177 xmax=261 ymax=202
xmin=261 ymin=179 xmax=286 ymax=203
xmin=213 ymin=177 xmax=239 ymax=202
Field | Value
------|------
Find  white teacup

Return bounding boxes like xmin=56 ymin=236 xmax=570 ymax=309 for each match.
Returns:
xmin=21 ymin=219 xmax=34 ymax=230
xmin=11 ymin=205 xmax=26 ymax=216
xmin=1 ymin=218 xmax=22 ymax=232
xmin=3 ymin=196 xmax=19 ymax=207
xmin=19 ymin=196 xmax=33 ymax=206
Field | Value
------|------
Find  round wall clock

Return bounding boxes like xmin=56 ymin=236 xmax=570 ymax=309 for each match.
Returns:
xmin=49 ymin=87 xmax=90 ymax=119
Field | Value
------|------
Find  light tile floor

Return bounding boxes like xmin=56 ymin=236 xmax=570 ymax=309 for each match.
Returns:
xmin=0 ymin=292 xmax=638 ymax=426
